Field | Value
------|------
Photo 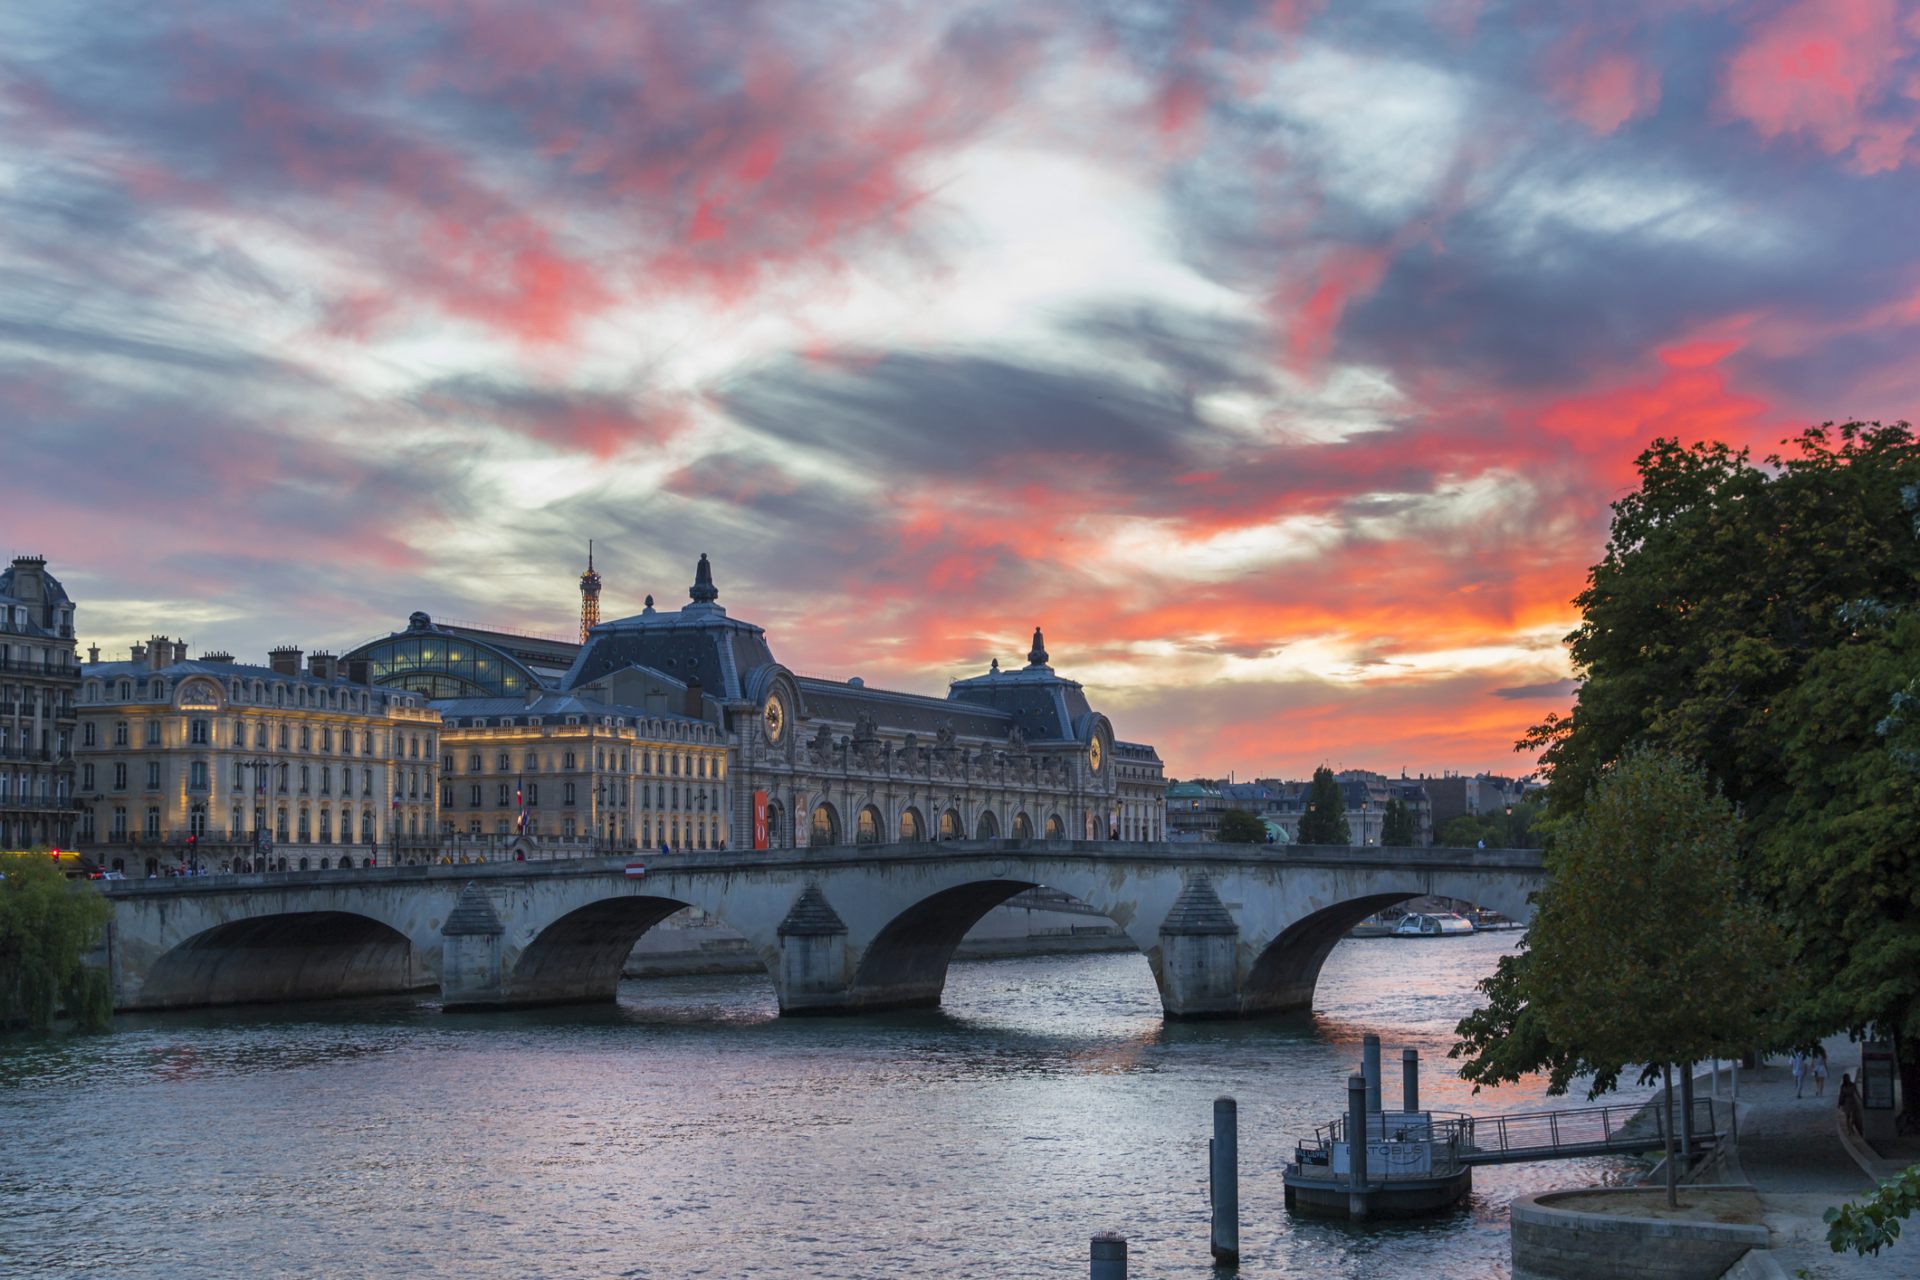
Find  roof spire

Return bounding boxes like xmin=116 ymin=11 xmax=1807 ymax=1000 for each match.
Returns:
xmin=689 ymin=552 xmax=718 ymax=604
xmin=1028 ymin=626 xmax=1049 ymax=668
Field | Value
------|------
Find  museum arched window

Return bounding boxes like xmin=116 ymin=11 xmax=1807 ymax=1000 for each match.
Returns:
xmin=1045 ymin=814 xmax=1064 ymax=840
xmin=1012 ymin=812 xmax=1033 ymax=839
xmin=899 ymin=807 xmax=923 ymax=842
xmin=856 ymin=805 xmax=882 ymax=845
xmin=810 ymin=803 xmax=841 ymax=848
xmin=976 ymin=810 xmax=999 ymax=840
xmin=938 ymin=809 xmax=961 ymax=840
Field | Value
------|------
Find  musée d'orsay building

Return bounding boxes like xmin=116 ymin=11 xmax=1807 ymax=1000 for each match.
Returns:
xmin=48 ymin=547 xmax=1163 ymax=863
xmin=346 ymin=553 xmax=1166 ymax=853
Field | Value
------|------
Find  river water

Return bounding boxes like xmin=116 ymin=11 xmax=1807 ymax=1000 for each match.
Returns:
xmin=0 ymin=934 xmax=1646 ymax=1279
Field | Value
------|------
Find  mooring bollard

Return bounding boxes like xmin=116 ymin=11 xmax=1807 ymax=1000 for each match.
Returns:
xmin=1211 ymin=1096 xmax=1240 ymax=1266
xmin=1090 ymin=1231 xmax=1128 ymax=1280
xmin=1348 ymin=1071 xmax=1371 ymax=1220
xmin=1403 ymin=1047 xmax=1420 ymax=1114
xmin=1363 ymin=1034 xmax=1382 ymax=1113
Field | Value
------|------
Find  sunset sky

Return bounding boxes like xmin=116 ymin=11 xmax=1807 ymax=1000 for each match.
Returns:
xmin=5 ymin=0 xmax=1918 ymax=780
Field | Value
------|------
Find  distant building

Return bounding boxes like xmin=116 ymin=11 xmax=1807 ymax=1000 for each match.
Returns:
xmin=76 ymin=641 xmax=440 ymax=872
xmin=0 ymin=556 xmax=80 ymax=849
xmin=1113 ymin=741 xmax=1165 ymax=840
xmin=1418 ymin=772 xmax=1522 ymax=837
xmin=431 ymin=691 xmax=728 ymax=853
xmin=1165 ymin=780 xmax=1226 ymax=840
xmin=346 ymin=554 xmax=1165 ymax=850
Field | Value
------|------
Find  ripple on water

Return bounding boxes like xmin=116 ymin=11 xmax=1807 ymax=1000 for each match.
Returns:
xmin=0 ymin=934 xmax=1646 ymax=1279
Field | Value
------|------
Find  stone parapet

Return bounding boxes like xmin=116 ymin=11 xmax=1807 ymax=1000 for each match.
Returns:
xmin=1510 ymin=1187 xmax=1768 ymax=1280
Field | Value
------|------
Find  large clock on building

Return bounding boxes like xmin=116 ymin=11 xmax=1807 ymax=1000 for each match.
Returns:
xmin=1087 ymin=737 xmax=1104 ymax=772
xmin=764 ymin=695 xmax=786 ymax=744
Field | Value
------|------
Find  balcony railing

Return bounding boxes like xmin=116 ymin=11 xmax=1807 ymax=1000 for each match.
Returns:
xmin=0 ymin=657 xmax=79 ymax=678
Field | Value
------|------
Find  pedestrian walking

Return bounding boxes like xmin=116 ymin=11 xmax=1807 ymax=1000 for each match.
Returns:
xmin=1812 ymin=1046 xmax=1828 ymax=1096
xmin=1789 ymin=1050 xmax=1807 ymax=1098
xmin=1837 ymin=1073 xmax=1862 ymax=1133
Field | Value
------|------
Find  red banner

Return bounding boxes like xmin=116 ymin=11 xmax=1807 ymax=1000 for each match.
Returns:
xmin=752 ymin=790 xmax=769 ymax=851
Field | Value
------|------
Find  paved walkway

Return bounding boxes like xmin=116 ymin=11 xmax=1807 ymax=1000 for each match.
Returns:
xmin=1704 ymin=1038 xmax=1918 ymax=1277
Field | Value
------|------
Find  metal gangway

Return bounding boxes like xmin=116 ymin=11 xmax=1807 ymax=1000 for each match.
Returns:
xmin=1456 ymin=1096 xmax=1719 ymax=1166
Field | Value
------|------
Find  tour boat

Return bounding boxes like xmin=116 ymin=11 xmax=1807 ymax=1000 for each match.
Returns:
xmin=1391 ymin=912 xmax=1476 ymax=938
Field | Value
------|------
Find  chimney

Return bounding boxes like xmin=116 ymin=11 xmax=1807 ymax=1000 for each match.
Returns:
xmin=347 ymin=658 xmax=371 ymax=685
xmin=174 ymin=639 xmax=189 ymax=663
xmin=308 ymin=652 xmax=336 ymax=681
xmin=87 ymin=644 xmax=100 ymax=664
xmin=268 ymin=646 xmax=302 ymax=676
xmin=200 ymin=650 xmax=233 ymax=664
xmin=148 ymin=636 xmax=171 ymax=671
xmin=130 ymin=642 xmax=147 ymax=664
xmin=8 ymin=556 xmax=45 ymax=604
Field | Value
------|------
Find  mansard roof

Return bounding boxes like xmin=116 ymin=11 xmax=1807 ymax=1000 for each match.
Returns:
xmin=84 ymin=659 xmax=427 ymax=708
xmin=430 ymin=691 xmax=710 ymax=732
xmin=563 ymin=554 xmax=1113 ymax=748
xmin=793 ymin=676 xmax=1012 ymax=740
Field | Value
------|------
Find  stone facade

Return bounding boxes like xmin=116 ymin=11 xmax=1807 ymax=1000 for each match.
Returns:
xmin=434 ymin=691 xmax=728 ymax=852
xmin=0 ymin=556 xmax=79 ymax=849
xmin=560 ymin=556 xmax=1159 ymax=852
xmin=76 ymin=642 xmax=440 ymax=871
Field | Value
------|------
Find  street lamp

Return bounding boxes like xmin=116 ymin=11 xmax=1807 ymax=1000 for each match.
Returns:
xmin=1504 ymin=804 xmax=1515 ymax=849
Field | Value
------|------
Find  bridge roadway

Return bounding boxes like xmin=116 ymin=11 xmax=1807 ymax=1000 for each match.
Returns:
xmin=95 ymin=840 xmax=1544 ymax=1019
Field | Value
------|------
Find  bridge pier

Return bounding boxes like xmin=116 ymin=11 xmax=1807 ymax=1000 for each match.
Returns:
xmin=774 ymin=885 xmax=855 ymax=1015
xmin=1157 ymin=873 xmax=1244 ymax=1019
xmin=439 ymin=883 xmax=508 ymax=1011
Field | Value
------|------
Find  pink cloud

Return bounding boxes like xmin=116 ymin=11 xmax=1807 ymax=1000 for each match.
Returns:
xmin=1722 ymin=0 xmax=1920 ymax=172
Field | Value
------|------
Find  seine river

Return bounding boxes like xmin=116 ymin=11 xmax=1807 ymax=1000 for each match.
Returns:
xmin=0 ymin=934 xmax=1645 ymax=1279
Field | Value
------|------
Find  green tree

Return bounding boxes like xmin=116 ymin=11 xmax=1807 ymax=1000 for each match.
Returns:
xmin=1380 ymin=797 xmax=1415 ymax=846
xmin=1518 ymin=422 xmax=1920 ymax=1107
xmin=1441 ymin=814 xmax=1500 ymax=848
xmin=1827 ymin=1163 xmax=1920 ymax=1258
xmin=1216 ymin=808 xmax=1268 ymax=844
xmin=0 ymin=851 xmax=113 ymax=1032
xmin=1453 ymin=752 xmax=1787 ymax=1206
xmin=1296 ymin=766 xmax=1350 ymax=845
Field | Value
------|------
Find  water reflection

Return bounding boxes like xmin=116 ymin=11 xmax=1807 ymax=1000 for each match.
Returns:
xmin=0 ymin=934 xmax=1641 ymax=1280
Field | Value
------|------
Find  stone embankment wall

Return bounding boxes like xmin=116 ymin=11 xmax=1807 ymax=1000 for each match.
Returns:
xmin=1509 ymin=1188 xmax=1768 ymax=1280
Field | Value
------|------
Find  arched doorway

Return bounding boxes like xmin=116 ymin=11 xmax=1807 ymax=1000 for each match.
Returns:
xmin=938 ymin=808 xmax=962 ymax=840
xmin=1012 ymin=812 xmax=1033 ymax=839
xmin=810 ymin=802 xmax=841 ymax=848
xmin=856 ymin=805 xmax=883 ymax=845
xmin=764 ymin=799 xmax=786 ymax=848
xmin=899 ymin=807 xmax=924 ymax=842
xmin=1045 ymin=814 xmax=1064 ymax=839
xmin=976 ymin=810 xmax=999 ymax=839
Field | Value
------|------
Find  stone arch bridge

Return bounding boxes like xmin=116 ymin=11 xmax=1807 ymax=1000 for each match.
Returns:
xmin=98 ymin=841 xmax=1543 ymax=1020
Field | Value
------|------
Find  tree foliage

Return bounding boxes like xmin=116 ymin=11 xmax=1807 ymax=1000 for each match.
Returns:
xmin=1827 ymin=1162 xmax=1920 ymax=1257
xmin=1517 ymin=422 xmax=1920 ymax=1070
xmin=1215 ymin=808 xmax=1268 ymax=844
xmin=1380 ymin=797 xmax=1416 ymax=846
xmin=1296 ymin=766 xmax=1350 ymax=845
xmin=1455 ymin=753 xmax=1786 ymax=1101
xmin=0 ymin=851 xmax=113 ymax=1032
xmin=1438 ymin=799 xmax=1544 ymax=849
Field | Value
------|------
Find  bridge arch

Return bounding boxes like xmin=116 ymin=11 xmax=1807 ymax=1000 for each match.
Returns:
xmin=846 ymin=878 xmax=1044 ymax=1011
xmin=1242 ymin=893 xmax=1417 ymax=1014
xmin=138 ymin=911 xmax=422 ymax=1009
xmin=506 ymin=895 xmax=775 ymax=1006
